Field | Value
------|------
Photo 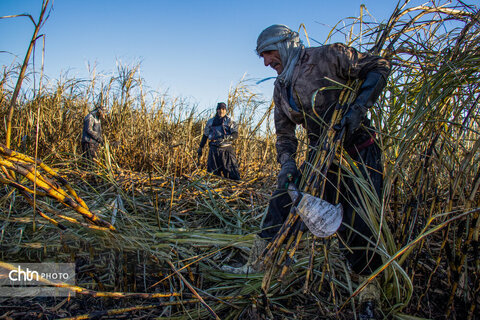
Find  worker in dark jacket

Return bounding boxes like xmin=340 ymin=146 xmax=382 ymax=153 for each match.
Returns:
xmin=261 ymin=24 xmax=390 ymax=319
xmin=197 ymin=103 xmax=240 ymax=180
xmin=81 ymin=106 xmax=105 ymax=160
xmin=225 ymin=24 xmax=390 ymax=319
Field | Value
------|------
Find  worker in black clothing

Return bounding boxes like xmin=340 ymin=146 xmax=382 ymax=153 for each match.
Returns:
xmin=81 ymin=106 xmax=105 ymax=161
xmin=197 ymin=102 xmax=240 ymax=180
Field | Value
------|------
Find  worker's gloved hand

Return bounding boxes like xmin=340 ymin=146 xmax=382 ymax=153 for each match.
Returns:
xmin=222 ymin=135 xmax=233 ymax=142
xmin=334 ymin=103 xmax=367 ymax=137
xmin=214 ymin=136 xmax=233 ymax=146
xmin=334 ymin=70 xmax=388 ymax=139
xmin=277 ymin=159 xmax=299 ymax=190
xmin=197 ymin=147 xmax=202 ymax=158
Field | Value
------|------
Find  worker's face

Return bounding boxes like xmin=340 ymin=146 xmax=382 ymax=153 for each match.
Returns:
xmin=217 ymin=107 xmax=227 ymax=118
xmin=261 ymin=50 xmax=283 ymax=75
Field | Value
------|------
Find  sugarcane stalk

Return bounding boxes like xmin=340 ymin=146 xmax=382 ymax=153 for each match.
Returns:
xmin=5 ymin=0 xmax=50 ymax=149
xmin=0 ymin=176 xmax=47 ymax=197
xmin=445 ymin=191 xmax=480 ymax=317
xmin=262 ymin=211 xmax=299 ymax=267
xmin=279 ymin=228 xmax=305 ymax=282
xmin=0 ymin=176 xmax=105 ymax=230
xmin=166 ymin=259 xmax=221 ymax=320
xmin=323 ymin=239 xmax=338 ymax=308
xmin=276 ymin=221 xmax=301 ymax=267
xmin=59 ymin=295 xmax=249 ymax=320
xmin=1 ymin=143 xmax=88 ymax=206
xmin=443 ymin=138 xmax=480 ymax=316
xmin=261 ymin=265 xmax=275 ymax=292
xmin=0 ymin=151 xmax=114 ymax=230
xmin=317 ymin=253 xmax=328 ymax=292
xmin=303 ymin=237 xmax=316 ymax=293
xmin=19 ymin=189 xmax=66 ymax=229
xmin=0 ymin=261 xmax=182 ymax=298
xmin=414 ymin=195 xmax=439 ymax=309
xmin=468 ymin=269 xmax=479 ymax=320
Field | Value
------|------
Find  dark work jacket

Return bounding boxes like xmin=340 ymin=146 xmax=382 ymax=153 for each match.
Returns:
xmin=82 ymin=111 xmax=102 ymax=144
xmin=273 ymin=44 xmax=390 ymax=164
xmin=199 ymin=115 xmax=238 ymax=148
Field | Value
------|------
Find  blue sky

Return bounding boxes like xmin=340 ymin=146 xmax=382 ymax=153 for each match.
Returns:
xmin=1 ymin=0 xmax=397 ymax=111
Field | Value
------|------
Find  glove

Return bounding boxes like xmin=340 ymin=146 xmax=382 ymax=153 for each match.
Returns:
xmin=277 ymin=159 xmax=299 ymax=189
xmin=216 ymin=136 xmax=232 ymax=144
xmin=334 ymin=103 xmax=367 ymax=137
xmin=334 ymin=71 xmax=387 ymax=137
xmin=197 ymin=147 xmax=202 ymax=158
xmin=223 ymin=135 xmax=233 ymax=142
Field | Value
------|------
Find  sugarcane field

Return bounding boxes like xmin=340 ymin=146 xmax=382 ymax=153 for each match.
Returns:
xmin=1 ymin=0 xmax=479 ymax=319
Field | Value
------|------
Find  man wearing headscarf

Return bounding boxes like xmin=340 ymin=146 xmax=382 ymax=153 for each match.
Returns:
xmin=198 ymin=102 xmax=240 ymax=180
xmin=81 ymin=105 xmax=105 ymax=161
xmin=254 ymin=24 xmax=390 ymax=318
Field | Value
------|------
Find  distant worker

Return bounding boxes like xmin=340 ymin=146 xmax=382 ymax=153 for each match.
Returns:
xmin=81 ymin=105 xmax=105 ymax=161
xmin=197 ymin=102 xmax=241 ymax=180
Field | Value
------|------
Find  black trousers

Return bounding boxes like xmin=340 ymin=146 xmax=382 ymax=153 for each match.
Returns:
xmin=207 ymin=145 xmax=240 ymax=180
xmin=260 ymin=143 xmax=383 ymax=275
xmin=81 ymin=141 xmax=99 ymax=160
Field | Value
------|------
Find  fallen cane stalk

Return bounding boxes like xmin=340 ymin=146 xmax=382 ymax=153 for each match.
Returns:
xmin=58 ymin=295 xmax=249 ymax=320
xmin=0 ymin=144 xmax=90 ymax=210
xmin=0 ymin=261 xmax=181 ymax=299
xmin=166 ymin=259 xmax=221 ymax=320
xmin=0 ymin=146 xmax=115 ymax=230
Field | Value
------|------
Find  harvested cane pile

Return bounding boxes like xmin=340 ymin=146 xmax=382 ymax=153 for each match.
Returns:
xmin=0 ymin=144 xmax=114 ymax=231
xmin=1 ymin=0 xmax=480 ymax=319
xmin=0 ymin=150 xmax=274 ymax=319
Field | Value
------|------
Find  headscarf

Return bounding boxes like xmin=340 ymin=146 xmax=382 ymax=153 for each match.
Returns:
xmin=95 ymin=106 xmax=106 ymax=113
xmin=216 ymin=102 xmax=227 ymax=110
xmin=256 ymin=24 xmax=304 ymax=86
